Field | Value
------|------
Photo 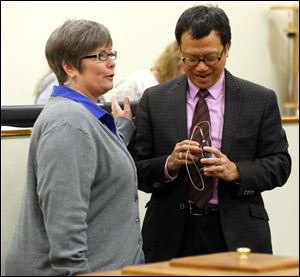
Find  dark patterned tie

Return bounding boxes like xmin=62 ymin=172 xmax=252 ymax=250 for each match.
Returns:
xmin=188 ymin=89 xmax=214 ymax=208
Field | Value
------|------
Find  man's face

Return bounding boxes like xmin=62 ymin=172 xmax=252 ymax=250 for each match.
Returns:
xmin=180 ymin=30 xmax=230 ymax=89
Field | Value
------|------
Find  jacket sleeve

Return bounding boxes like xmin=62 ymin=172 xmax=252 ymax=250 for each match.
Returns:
xmin=235 ymin=91 xmax=291 ymax=196
xmin=115 ymin=116 xmax=135 ymax=146
xmin=37 ymin=123 xmax=96 ymax=275
xmin=129 ymin=91 xmax=171 ymax=193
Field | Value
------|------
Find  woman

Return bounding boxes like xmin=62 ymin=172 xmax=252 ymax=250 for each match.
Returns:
xmin=5 ymin=19 xmax=143 ymax=276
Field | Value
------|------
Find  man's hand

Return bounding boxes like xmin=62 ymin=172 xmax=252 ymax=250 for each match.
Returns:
xmin=167 ymin=140 xmax=202 ymax=176
xmin=201 ymin=146 xmax=241 ymax=182
xmin=111 ymin=96 xmax=132 ymax=121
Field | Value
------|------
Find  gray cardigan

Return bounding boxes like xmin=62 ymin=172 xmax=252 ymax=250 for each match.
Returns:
xmin=5 ymin=97 xmax=143 ymax=276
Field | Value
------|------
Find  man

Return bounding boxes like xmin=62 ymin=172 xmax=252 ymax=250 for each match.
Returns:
xmin=129 ymin=5 xmax=291 ymax=263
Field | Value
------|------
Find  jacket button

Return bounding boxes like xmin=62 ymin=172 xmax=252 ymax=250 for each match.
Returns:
xmin=179 ymin=203 xmax=185 ymax=210
xmin=153 ymin=182 xmax=160 ymax=188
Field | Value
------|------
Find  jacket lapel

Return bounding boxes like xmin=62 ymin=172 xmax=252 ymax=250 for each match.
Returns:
xmin=170 ymin=75 xmax=188 ymax=142
xmin=221 ymin=70 xmax=242 ymax=155
xmin=168 ymin=72 xmax=242 ymax=153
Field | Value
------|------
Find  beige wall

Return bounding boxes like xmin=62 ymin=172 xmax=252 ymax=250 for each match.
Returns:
xmin=1 ymin=1 xmax=299 ymax=115
xmin=1 ymin=123 xmax=299 ymax=275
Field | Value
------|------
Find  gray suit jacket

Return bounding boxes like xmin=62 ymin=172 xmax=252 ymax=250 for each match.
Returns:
xmin=129 ymin=69 xmax=291 ymax=262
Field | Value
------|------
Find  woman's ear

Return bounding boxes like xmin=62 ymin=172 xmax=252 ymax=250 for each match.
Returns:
xmin=62 ymin=62 xmax=76 ymax=79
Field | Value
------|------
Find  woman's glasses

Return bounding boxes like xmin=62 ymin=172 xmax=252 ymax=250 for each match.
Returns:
xmin=80 ymin=50 xmax=117 ymax=62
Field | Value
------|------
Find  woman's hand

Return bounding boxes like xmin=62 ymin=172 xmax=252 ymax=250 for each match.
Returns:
xmin=111 ymin=96 xmax=132 ymax=121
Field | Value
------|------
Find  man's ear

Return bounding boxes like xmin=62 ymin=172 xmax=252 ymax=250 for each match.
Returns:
xmin=225 ymin=41 xmax=231 ymax=57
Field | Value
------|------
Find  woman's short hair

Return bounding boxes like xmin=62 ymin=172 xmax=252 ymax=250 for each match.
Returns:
xmin=45 ymin=19 xmax=112 ymax=85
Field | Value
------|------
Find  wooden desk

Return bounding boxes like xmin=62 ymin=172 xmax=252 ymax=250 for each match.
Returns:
xmin=1 ymin=116 xmax=298 ymax=138
xmin=79 ymin=252 xmax=299 ymax=276
xmin=1 ymin=129 xmax=32 ymax=137
xmin=1 ymin=127 xmax=32 ymax=137
xmin=281 ymin=116 xmax=299 ymax=124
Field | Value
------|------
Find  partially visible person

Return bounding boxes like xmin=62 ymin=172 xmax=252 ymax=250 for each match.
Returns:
xmin=129 ymin=5 xmax=291 ymax=263
xmin=107 ymin=40 xmax=184 ymax=102
xmin=34 ymin=71 xmax=58 ymax=104
xmin=35 ymin=71 xmax=105 ymax=105
xmin=5 ymin=19 xmax=143 ymax=276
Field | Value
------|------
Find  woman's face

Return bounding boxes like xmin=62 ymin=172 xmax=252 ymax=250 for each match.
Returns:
xmin=68 ymin=46 xmax=116 ymax=102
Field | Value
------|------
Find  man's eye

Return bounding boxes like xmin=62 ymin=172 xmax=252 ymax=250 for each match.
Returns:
xmin=205 ymin=56 xmax=217 ymax=61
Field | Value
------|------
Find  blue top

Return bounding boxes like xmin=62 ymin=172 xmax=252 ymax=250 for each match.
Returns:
xmin=51 ymin=85 xmax=118 ymax=138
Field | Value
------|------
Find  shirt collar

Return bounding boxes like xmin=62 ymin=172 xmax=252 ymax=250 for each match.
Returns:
xmin=51 ymin=85 xmax=123 ymax=142
xmin=188 ymin=70 xmax=225 ymax=100
xmin=51 ymin=85 xmax=108 ymax=120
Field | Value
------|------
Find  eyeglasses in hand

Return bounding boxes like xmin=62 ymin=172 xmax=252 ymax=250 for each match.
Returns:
xmin=80 ymin=50 xmax=117 ymax=62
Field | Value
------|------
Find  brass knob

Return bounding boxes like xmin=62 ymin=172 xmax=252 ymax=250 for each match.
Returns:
xmin=236 ymin=247 xmax=251 ymax=260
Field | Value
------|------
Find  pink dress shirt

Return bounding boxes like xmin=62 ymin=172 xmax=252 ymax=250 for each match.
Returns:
xmin=165 ymin=71 xmax=225 ymax=205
